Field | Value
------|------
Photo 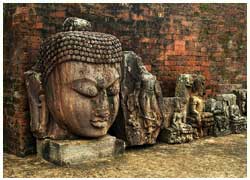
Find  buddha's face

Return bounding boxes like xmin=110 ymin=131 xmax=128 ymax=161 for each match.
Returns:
xmin=45 ymin=62 xmax=120 ymax=138
xmin=193 ymin=78 xmax=205 ymax=96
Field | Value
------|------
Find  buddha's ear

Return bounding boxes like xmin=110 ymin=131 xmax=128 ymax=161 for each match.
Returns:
xmin=25 ymin=70 xmax=48 ymax=138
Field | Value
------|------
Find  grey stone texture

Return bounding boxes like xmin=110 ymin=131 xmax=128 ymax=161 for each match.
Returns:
xmin=111 ymin=51 xmax=164 ymax=146
xmin=158 ymin=97 xmax=194 ymax=144
xmin=37 ymin=135 xmax=125 ymax=165
xmin=232 ymin=89 xmax=247 ymax=116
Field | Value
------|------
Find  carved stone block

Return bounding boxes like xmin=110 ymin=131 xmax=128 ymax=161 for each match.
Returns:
xmin=175 ymin=74 xmax=194 ymax=100
xmin=205 ymin=95 xmax=232 ymax=137
xmin=110 ymin=51 xmax=164 ymax=146
xmin=175 ymin=74 xmax=214 ymax=138
xmin=158 ymin=127 xmax=193 ymax=144
xmin=216 ymin=94 xmax=236 ymax=106
xmin=208 ymin=94 xmax=246 ymax=136
xmin=161 ymin=97 xmax=187 ymax=128
xmin=37 ymin=135 xmax=125 ymax=165
xmin=186 ymin=115 xmax=214 ymax=138
xmin=232 ymin=89 xmax=247 ymax=116
xmin=230 ymin=120 xmax=247 ymax=134
xmin=158 ymin=97 xmax=194 ymax=143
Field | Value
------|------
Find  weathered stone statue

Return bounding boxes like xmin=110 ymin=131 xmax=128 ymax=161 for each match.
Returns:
xmin=25 ymin=17 xmax=125 ymax=165
xmin=175 ymin=74 xmax=214 ymax=138
xmin=172 ymin=100 xmax=191 ymax=132
xmin=158 ymin=98 xmax=193 ymax=144
xmin=210 ymin=94 xmax=232 ymax=136
xmin=25 ymin=17 xmax=123 ymax=139
xmin=232 ymin=89 xmax=247 ymax=116
xmin=229 ymin=94 xmax=246 ymax=133
xmin=110 ymin=51 xmax=163 ymax=145
xmin=175 ymin=74 xmax=194 ymax=102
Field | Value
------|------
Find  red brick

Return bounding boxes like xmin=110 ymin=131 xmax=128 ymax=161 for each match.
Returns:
xmin=174 ymin=40 xmax=186 ymax=53
xmin=164 ymin=60 xmax=176 ymax=66
xmin=50 ymin=11 xmax=65 ymax=18
xmin=33 ymin=22 xmax=43 ymax=29
xmin=201 ymin=61 xmax=210 ymax=67
xmin=131 ymin=13 xmax=144 ymax=21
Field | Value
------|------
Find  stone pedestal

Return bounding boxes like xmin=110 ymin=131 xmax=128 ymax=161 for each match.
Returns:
xmin=230 ymin=119 xmax=247 ymax=134
xmin=213 ymin=116 xmax=231 ymax=137
xmin=158 ymin=128 xmax=193 ymax=144
xmin=37 ymin=135 xmax=125 ymax=165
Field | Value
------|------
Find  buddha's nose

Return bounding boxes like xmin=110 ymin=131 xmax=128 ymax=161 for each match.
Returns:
xmin=96 ymin=110 xmax=110 ymax=118
xmin=96 ymin=90 xmax=110 ymax=117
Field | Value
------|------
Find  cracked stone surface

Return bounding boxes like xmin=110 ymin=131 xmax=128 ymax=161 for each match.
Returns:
xmin=3 ymin=133 xmax=246 ymax=178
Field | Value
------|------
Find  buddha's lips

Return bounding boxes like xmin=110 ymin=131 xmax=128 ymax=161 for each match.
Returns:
xmin=90 ymin=118 xmax=109 ymax=128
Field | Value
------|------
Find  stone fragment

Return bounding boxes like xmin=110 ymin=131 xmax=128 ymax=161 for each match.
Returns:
xmin=158 ymin=97 xmax=193 ymax=144
xmin=158 ymin=128 xmax=193 ymax=144
xmin=232 ymin=89 xmax=247 ymax=116
xmin=110 ymin=51 xmax=164 ymax=146
xmin=228 ymin=93 xmax=247 ymax=134
xmin=37 ymin=135 xmax=125 ymax=166
xmin=212 ymin=93 xmax=246 ymax=135
xmin=175 ymin=74 xmax=194 ymax=101
xmin=175 ymin=74 xmax=214 ymax=138
xmin=161 ymin=97 xmax=187 ymax=128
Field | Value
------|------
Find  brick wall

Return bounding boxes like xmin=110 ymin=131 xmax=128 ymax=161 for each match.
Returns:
xmin=3 ymin=3 xmax=247 ymax=156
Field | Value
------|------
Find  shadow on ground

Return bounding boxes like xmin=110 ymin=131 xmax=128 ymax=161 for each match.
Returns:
xmin=3 ymin=133 xmax=247 ymax=178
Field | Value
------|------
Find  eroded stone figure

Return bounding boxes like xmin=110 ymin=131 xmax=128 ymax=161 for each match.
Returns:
xmin=158 ymin=98 xmax=193 ymax=144
xmin=232 ymin=89 xmax=247 ymax=116
xmin=172 ymin=100 xmax=191 ymax=132
xmin=175 ymin=74 xmax=194 ymax=102
xmin=212 ymin=99 xmax=231 ymax=136
xmin=25 ymin=17 xmax=123 ymax=139
xmin=229 ymin=94 xmax=246 ymax=133
xmin=110 ymin=51 xmax=163 ymax=145
xmin=186 ymin=75 xmax=214 ymax=138
xmin=138 ymin=65 xmax=161 ymax=135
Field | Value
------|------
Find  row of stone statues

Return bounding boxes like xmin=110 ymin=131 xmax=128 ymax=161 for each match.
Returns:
xmin=159 ymin=74 xmax=246 ymax=144
xmin=25 ymin=17 xmax=247 ymax=165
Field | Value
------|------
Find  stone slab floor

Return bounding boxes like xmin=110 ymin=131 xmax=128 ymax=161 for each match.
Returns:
xmin=3 ymin=133 xmax=247 ymax=178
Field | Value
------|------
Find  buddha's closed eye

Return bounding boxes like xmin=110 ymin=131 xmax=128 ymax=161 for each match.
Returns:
xmin=70 ymin=79 xmax=98 ymax=97
xmin=70 ymin=78 xmax=120 ymax=98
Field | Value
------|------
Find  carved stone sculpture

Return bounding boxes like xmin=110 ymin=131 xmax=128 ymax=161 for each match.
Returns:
xmin=232 ymin=89 xmax=247 ymax=116
xmin=209 ymin=94 xmax=233 ymax=136
xmin=189 ymin=75 xmax=214 ymax=138
xmin=158 ymin=98 xmax=193 ymax=144
xmin=110 ymin=51 xmax=164 ymax=145
xmin=175 ymin=74 xmax=214 ymax=138
xmin=229 ymin=94 xmax=247 ymax=133
xmin=25 ymin=17 xmax=123 ymax=139
xmin=160 ymin=97 xmax=185 ymax=128
xmin=175 ymin=74 xmax=194 ymax=102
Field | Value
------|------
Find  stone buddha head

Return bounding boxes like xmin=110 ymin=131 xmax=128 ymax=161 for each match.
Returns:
xmin=192 ymin=75 xmax=206 ymax=97
xmin=25 ymin=18 xmax=123 ymax=139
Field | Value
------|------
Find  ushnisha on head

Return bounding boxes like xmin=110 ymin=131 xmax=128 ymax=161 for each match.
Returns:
xmin=35 ymin=17 xmax=123 ymax=138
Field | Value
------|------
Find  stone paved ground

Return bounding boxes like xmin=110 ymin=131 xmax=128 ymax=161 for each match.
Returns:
xmin=3 ymin=133 xmax=247 ymax=178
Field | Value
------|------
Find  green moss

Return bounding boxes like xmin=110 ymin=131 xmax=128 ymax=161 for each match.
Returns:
xmin=200 ymin=4 xmax=209 ymax=11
